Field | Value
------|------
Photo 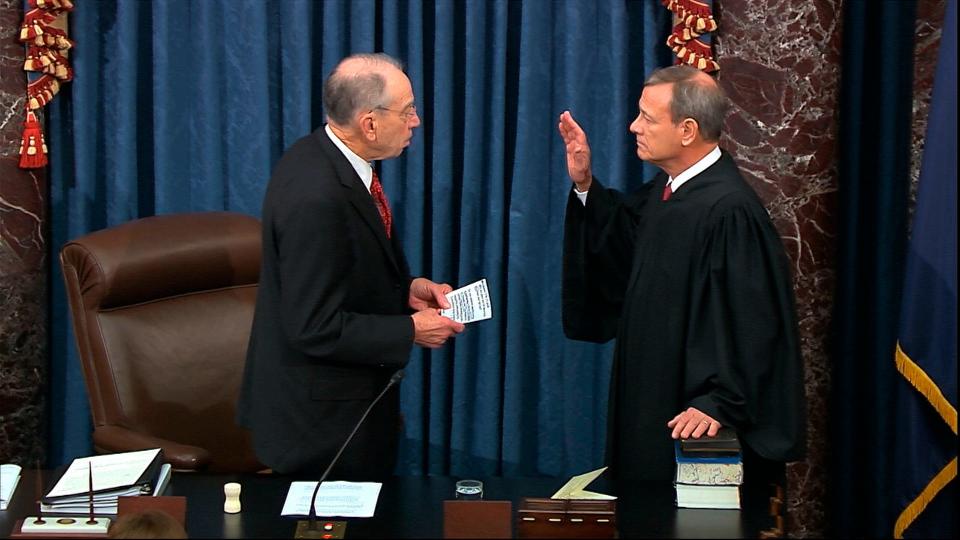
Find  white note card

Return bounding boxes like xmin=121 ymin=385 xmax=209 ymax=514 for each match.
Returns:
xmin=440 ymin=278 xmax=492 ymax=324
xmin=1 ymin=463 xmax=22 ymax=510
xmin=551 ymin=466 xmax=617 ymax=500
xmin=281 ymin=481 xmax=382 ymax=518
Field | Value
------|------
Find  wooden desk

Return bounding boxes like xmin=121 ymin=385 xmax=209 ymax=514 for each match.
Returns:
xmin=1 ymin=470 xmax=776 ymax=538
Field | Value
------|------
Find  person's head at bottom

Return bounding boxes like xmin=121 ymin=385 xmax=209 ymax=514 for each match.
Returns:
xmin=108 ymin=509 xmax=187 ymax=539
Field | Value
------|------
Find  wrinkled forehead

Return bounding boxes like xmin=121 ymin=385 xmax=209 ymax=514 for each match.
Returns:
xmin=638 ymin=83 xmax=672 ymax=113
xmin=383 ymin=68 xmax=415 ymax=105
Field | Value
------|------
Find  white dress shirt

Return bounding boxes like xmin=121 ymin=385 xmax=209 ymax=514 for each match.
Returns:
xmin=575 ymin=145 xmax=722 ymax=205
xmin=325 ymin=124 xmax=374 ymax=193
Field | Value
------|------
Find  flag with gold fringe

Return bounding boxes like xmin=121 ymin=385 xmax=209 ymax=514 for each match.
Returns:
xmin=892 ymin=1 xmax=957 ymax=537
xmin=662 ymin=0 xmax=719 ymax=72
xmin=17 ymin=0 xmax=75 ymax=169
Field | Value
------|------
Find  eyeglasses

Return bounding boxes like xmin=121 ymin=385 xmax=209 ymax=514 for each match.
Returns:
xmin=375 ymin=104 xmax=418 ymax=121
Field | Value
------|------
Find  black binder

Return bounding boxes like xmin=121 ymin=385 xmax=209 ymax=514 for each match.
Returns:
xmin=40 ymin=448 xmax=165 ymax=505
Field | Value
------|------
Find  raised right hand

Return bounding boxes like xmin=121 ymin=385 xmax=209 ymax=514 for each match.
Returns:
xmin=411 ymin=309 xmax=465 ymax=349
xmin=558 ymin=110 xmax=592 ymax=191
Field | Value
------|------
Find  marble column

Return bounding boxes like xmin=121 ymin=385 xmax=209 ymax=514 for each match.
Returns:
xmin=910 ymin=1 xmax=946 ymax=211
xmin=713 ymin=0 xmax=944 ymax=536
xmin=0 ymin=0 xmax=47 ymax=466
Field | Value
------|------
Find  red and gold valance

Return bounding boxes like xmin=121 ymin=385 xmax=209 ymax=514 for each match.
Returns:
xmin=662 ymin=0 xmax=720 ymax=72
xmin=18 ymin=0 xmax=75 ymax=169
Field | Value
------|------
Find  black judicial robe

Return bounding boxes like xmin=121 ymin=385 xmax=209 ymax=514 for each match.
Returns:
xmin=562 ymin=151 xmax=805 ymax=484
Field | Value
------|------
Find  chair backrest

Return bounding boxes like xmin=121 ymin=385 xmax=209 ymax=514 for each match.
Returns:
xmin=60 ymin=212 xmax=263 ymax=472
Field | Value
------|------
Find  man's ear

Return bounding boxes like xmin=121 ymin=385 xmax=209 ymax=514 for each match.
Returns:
xmin=359 ymin=112 xmax=378 ymax=141
xmin=679 ymin=118 xmax=699 ymax=147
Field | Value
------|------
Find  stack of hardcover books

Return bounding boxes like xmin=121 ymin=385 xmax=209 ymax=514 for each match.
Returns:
xmin=674 ymin=427 xmax=743 ymax=509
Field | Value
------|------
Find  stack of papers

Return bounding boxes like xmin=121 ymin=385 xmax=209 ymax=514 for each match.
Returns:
xmin=1 ymin=463 xmax=22 ymax=510
xmin=40 ymin=448 xmax=172 ymax=515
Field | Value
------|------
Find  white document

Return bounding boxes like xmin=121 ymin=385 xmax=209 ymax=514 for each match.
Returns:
xmin=551 ymin=466 xmax=617 ymax=500
xmin=45 ymin=448 xmax=161 ymax=498
xmin=1 ymin=463 xmax=22 ymax=510
xmin=440 ymin=278 xmax=492 ymax=324
xmin=281 ymin=481 xmax=382 ymax=518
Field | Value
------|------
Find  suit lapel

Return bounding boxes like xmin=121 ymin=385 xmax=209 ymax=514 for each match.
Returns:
xmin=315 ymin=131 xmax=401 ymax=274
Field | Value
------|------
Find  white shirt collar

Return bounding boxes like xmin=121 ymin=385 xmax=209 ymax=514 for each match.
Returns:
xmin=667 ymin=145 xmax=722 ymax=193
xmin=325 ymin=124 xmax=374 ymax=192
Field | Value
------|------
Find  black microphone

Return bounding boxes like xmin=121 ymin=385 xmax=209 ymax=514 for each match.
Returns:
xmin=303 ymin=369 xmax=405 ymax=531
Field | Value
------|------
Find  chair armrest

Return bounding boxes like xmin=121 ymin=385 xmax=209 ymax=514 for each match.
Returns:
xmin=93 ymin=425 xmax=213 ymax=470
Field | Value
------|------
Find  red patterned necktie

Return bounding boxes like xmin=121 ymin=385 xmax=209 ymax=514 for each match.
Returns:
xmin=662 ymin=181 xmax=673 ymax=201
xmin=369 ymin=170 xmax=393 ymax=238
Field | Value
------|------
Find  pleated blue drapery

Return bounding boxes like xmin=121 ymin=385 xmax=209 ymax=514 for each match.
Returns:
xmin=47 ymin=0 xmax=670 ymax=477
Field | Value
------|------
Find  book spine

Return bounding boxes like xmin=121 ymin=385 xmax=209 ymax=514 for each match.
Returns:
xmin=675 ymin=454 xmax=741 ymax=464
xmin=675 ymin=461 xmax=744 ymax=485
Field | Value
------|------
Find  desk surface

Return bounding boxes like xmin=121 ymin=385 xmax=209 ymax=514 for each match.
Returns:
xmin=2 ymin=471 xmax=774 ymax=538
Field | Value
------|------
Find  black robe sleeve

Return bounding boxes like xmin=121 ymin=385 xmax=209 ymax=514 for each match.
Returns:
xmin=562 ymin=178 xmax=652 ymax=343
xmin=682 ymin=194 xmax=806 ymax=461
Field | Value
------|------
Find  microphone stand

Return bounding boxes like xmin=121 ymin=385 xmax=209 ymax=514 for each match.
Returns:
xmin=295 ymin=369 xmax=405 ymax=539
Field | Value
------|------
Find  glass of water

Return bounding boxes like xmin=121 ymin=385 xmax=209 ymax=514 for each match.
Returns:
xmin=454 ymin=479 xmax=484 ymax=500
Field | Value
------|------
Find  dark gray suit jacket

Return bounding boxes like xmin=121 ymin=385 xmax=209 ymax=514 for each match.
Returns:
xmin=237 ymin=127 xmax=414 ymax=478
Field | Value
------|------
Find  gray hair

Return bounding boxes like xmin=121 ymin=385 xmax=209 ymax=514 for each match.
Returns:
xmin=645 ymin=65 xmax=729 ymax=141
xmin=323 ymin=53 xmax=405 ymax=126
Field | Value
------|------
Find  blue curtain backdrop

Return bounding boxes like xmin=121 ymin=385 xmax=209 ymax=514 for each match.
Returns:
xmin=830 ymin=0 xmax=930 ymax=537
xmin=47 ymin=0 xmax=670 ymax=477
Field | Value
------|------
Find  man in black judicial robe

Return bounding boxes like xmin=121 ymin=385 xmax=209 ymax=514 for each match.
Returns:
xmin=558 ymin=66 xmax=805 ymax=487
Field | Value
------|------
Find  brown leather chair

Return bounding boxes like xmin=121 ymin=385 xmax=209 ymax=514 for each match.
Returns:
xmin=59 ymin=212 xmax=264 ymax=472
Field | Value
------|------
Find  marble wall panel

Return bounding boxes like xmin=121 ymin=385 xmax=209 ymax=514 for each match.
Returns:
xmin=713 ymin=0 xmax=841 ymax=537
xmin=910 ymin=1 xmax=946 ymax=220
xmin=0 ymin=0 xmax=47 ymax=466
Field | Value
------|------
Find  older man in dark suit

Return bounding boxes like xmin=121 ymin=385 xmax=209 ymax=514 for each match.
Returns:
xmin=238 ymin=53 xmax=463 ymax=479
